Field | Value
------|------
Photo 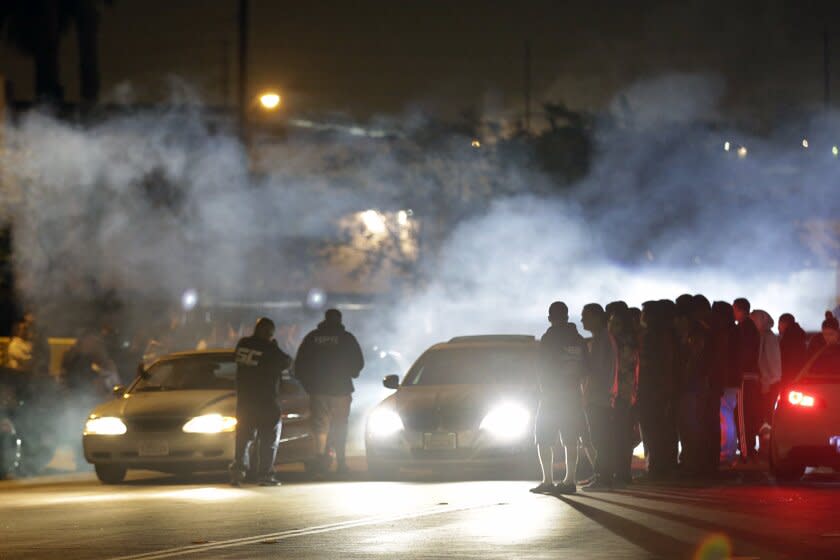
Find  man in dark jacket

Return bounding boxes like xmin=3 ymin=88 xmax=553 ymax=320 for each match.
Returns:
xmin=295 ymin=309 xmax=364 ymax=475
xmin=581 ymin=303 xmax=617 ymax=488
xmin=733 ymin=297 xmax=761 ymax=460
xmin=637 ymin=301 xmax=677 ymax=480
xmin=230 ymin=317 xmax=291 ymax=487
xmin=532 ymin=301 xmax=586 ymax=495
xmin=778 ymin=313 xmax=807 ymax=385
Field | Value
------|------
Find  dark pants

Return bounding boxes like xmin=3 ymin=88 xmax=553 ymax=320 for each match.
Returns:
xmin=612 ymin=401 xmax=635 ymax=483
xmin=701 ymin=391 xmax=722 ymax=473
xmin=233 ymin=413 xmax=281 ymax=478
xmin=586 ymin=404 xmax=613 ymax=480
xmin=678 ymin=390 xmax=705 ymax=473
xmin=740 ymin=376 xmax=762 ymax=458
xmin=638 ymin=395 xmax=675 ymax=477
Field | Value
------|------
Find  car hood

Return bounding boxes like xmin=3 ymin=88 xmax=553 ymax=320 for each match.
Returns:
xmin=89 ymin=390 xmax=236 ymax=419
xmin=379 ymin=384 xmax=535 ymax=431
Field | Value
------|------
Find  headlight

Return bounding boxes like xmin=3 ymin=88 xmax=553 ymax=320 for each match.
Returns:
xmin=84 ymin=416 xmax=127 ymax=436
xmin=182 ymin=414 xmax=237 ymax=434
xmin=480 ymin=403 xmax=530 ymax=441
xmin=367 ymin=408 xmax=404 ymax=438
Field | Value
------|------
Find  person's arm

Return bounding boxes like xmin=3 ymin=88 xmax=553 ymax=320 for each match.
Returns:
xmin=293 ymin=335 xmax=314 ymax=391
xmin=346 ymin=334 xmax=364 ymax=378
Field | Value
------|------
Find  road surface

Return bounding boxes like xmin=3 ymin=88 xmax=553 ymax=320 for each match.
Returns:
xmin=1 ymin=469 xmax=839 ymax=559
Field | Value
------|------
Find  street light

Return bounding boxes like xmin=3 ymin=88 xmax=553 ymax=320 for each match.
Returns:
xmin=258 ymin=91 xmax=281 ymax=110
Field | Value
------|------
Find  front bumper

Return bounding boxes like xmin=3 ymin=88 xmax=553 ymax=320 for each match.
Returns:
xmin=365 ymin=428 xmax=534 ymax=469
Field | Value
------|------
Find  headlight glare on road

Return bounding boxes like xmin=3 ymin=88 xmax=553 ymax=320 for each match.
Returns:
xmin=367 ymin=408 xmax=404 ymax=438
xmin=480 ymin=403 xmax=530 ymax=441
xmin=182 ymin=414 xmax=237 ymax=434
xmin=84 ymin=416 xmax=127 ymax=435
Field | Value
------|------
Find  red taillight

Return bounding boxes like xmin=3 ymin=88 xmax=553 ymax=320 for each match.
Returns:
xmin=788 ymin=390 xmax=816 ymax=408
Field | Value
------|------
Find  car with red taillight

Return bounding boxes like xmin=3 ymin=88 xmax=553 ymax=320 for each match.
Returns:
xmin=770 ymin=344 xmax=840 ymax=482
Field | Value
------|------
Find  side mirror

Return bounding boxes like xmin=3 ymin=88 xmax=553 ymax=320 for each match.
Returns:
xmin=383 ymin=375 xmax=399 ymax=390
xmin=112 ymin=385 xmax=126 ymax=397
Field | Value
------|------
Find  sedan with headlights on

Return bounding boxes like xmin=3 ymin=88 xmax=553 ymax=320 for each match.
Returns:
xmin=83 ymin=350 xmax=313 ymax=484
xmin=365 ymin=335 xmax=540 ymax=478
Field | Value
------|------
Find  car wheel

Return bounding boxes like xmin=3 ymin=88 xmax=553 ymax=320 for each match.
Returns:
xmin=94 ymin=464 xmax=127 ymax=484
xmin=367 ymin=458 xmax=399 ymax=480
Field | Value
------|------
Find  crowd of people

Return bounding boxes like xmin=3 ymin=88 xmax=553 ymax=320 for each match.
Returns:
xmin=532 ymin=296 xmax=840 ymax=495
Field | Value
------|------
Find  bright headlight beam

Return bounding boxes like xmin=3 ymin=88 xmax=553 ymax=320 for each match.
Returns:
xmin=480 ymin=403 xmax=530 ymax=441
xmin=367 ymin=408 xmax=404 ymax=438
xmin=84 ymin=416 xmax=127 ymax=435
xmin=182 ymin=414 xmax=237 ymax=434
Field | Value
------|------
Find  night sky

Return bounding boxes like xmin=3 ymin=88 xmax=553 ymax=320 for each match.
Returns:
xmin=1 ymin=0 xmax=840 ymax=121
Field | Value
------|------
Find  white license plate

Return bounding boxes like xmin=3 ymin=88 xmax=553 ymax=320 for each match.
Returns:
xmin=423 ymin=433 xmax=456 ymax=450
xmin=138 ymin=441 xmax=169 ymax=457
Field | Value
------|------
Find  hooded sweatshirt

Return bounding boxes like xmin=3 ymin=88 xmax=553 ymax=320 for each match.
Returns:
xmin=750 ymin=310 xmax=782 ymax=393
xmin=294 ymin=320 xmax=364 ymax=395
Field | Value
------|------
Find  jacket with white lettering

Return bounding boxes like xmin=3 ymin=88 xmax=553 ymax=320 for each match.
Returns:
xmin=234 ymin=336 xmax=291 ymax=414
xmin=294 ymin=322 xmax=364 ymax=396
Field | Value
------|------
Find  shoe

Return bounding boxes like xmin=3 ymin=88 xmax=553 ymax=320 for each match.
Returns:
xmin=336 ymin=463 xmax=350 ymax=477
xmin=553 ymin=482 xmax=577 ymax=495
xmin=229 ymin=467 xmax=245 ymax=487
xmin=529 ymin=482 xmax=556 ymax=494
xmin=581 ymin=477 xmax=612 ymax=492
xmin=258 ymin=475 xmax=282 ymax=487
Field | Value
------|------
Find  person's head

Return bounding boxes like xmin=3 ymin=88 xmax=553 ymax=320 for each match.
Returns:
xmin=324 ymin=308 xmax=343 ymax=326
xmin=822 ymin=312 xmax=840 ymax=345
xmin=778 ymin=313 xmax=795 ymax=335
xmin=581 ymin=303 xmax=606 ymax=333
xmin=608 ymin=309 xmax=633 ymax=341
xmin=750 ymin=310 xmax=774 ymax=333
xmin=711 ymin=301 xmax=735 ymax=327
xmin=548 ymin=301 xmax=569 ymax=325
xmin=253 ymin=317 xmax=275 ymax=341
xmin=640 ymin=301 xmax=658 ymax=329
xmin=691 ymin=294 xmax=711 ymax=322
xmin=733 ymin=298 xmax=751 ymax=322
xmin=628 ymin=307 xmax=642 ymax=330
xmin=605 ymin=300 xmax=628 ymax=320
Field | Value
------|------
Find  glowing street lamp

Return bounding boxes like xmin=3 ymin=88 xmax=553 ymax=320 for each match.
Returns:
xmin=833 ymin=145 xmax=839 ymax=157
xmin=258 ymin=91 xmax=281 ymax=110
xmin=737 ymin=146 xmax=748 ymax=159
xmin=802 ymin=138 xmax=810 ymax=149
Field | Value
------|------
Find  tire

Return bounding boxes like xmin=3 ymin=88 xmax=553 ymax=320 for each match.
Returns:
xmin=367 ymin=458 xmax=399 ymax=480
xmin=94 ymin=464 xmax=127 ymax=484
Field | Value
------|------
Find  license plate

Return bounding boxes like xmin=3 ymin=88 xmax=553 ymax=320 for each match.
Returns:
xmin=138 ymin=441 xmax=169 ymax=457
xmin=423 ymin=432 xmax=456 ymax=450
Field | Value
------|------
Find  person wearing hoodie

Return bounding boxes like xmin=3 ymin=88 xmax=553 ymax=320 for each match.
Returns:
xmin=295 ymin=308 xmax=365 ymax=475
xmin=750 ymin=310 xmax=782 ymax=442
xmin=778 ymin=313 xmax=808 ymax=385
xmin=807 ymin=312 xmax=840 ymax=358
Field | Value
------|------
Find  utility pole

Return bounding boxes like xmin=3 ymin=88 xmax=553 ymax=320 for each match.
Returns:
xmin=824 ymin=29 xmax=832 ymax=109
xmin=238 ymin=0 xmax=249 ymax=139
xmin=524 ymin=40 xmax=532 ymax=134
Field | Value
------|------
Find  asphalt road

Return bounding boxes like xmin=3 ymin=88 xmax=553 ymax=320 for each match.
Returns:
xmin=1 ymin=469 xmax=839 ymax=560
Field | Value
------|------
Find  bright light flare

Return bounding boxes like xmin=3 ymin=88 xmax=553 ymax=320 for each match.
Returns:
xmin=471 ymin=138 xmax=481 ymax=148
xmin=737 ymin=146 xmax=748 ymax=159
xmin=181 ymin=289 xmax=198 ymax=311
xmin=480 ymin=403 xmax=530 ymax=441
xmin=360 ymin=210 xmax=387 ymax=235
xmin=833 ymin=145 xmax=839 ymax=157
xmin=788 ymin=390 xmax=815 ymax=407
xmin=182 ymin=414 xmax=237 ymax=434
xmin=397 ymin=210 xmax=409 ymax=226
xmin=367 ymin=408 xmax=404 ymax=438
xmin=84 ymin=416 xmax=127 ymax=435
xmin=258 ymin=92 xmax=281 ymax=110
xmin=723 ymin=141 xmax=730 ymax=152
xmin=802 ymin=138 xmax=809 ymax=149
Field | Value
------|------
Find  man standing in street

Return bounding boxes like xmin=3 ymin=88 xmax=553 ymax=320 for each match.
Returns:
xmin=532 ymin=301 xmax=586 ymax=495
xmin=733 ymin=298 xmax=761 ymax=461
xmin=230 ymin=317 xmax=291 ymax=487
xmin=295 ymin=308 xmax=365 ymax=476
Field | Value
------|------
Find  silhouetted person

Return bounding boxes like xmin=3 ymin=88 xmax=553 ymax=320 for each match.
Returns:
xmin=295 ymin=309 xmax=364 ymax=475
xmin=733 ymin=298 xmax=760 ymax=460
xmin=607 ymin=309 xmax=639 ymax=486
xmin=750 ymin=310 xmax=781 ymax=435
xmin=778 ymin=313 xmax=807 ymax=385
xmin=581 ymin=303 xmax=617 ymax=489
xmin=638 ymin=301 xmax=677 ymax=479
xmin=807 ymin=312 xmax=840 ymax=358
xmin=709 ymin=301 xmax=738 ymax=471
xmin=532 ymin=301 xmax=585 ymax=495
xmin=230 ymin=317 xmax=291 ymax=487
xmin=605 ymin=301 xmax=629 ymax=321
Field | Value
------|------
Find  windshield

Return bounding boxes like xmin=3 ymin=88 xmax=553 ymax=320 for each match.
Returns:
xmin=807 ymin=345 xmax=840 ymax=377
xmin=402 ymin=347 xmax=538 ymax=386
xmin=132 ymin=356 xmax=236 ymax=392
